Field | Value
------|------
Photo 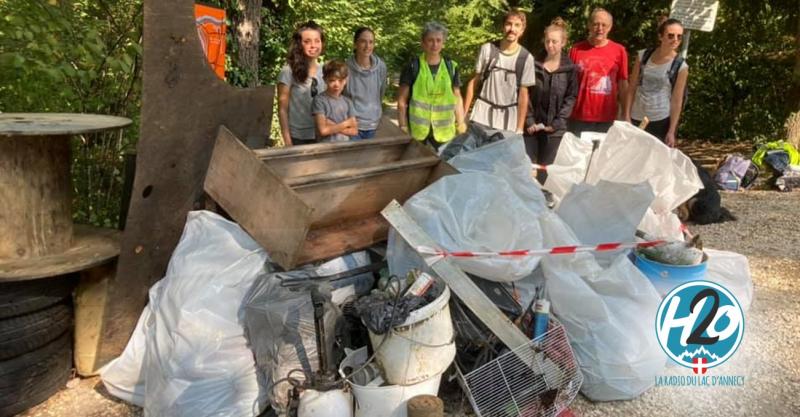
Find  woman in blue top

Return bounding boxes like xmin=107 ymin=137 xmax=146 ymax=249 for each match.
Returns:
xmin=344 ymin=27 xmax=388 ymax=140
xmin=278 ymin=21 xmax=327 ymax=146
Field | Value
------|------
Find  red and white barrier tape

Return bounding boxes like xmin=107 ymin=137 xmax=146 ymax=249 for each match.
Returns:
xmin=531 ymin=163 xmax=548 ymax=171
xmin=416 ymin=240 xmax=666 ymax=266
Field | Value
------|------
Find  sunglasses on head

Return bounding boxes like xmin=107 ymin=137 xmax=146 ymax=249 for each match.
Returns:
xmin=667 ymin=33 xmax=683 ymax=40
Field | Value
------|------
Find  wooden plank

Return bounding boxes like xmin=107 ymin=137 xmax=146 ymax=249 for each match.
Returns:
xmin=204 ymin=126 xmax=313 ymax=269
xmin=103 ymin=0 xmax=275 ymax=369
xmin=296 ymin=162 xmax=435 ymax=228
xmin=285 ymin=156 xmax=439 ymax=187
xmin=295 ymin=215 xmax=389 ymax=265
xmin=74 ymin=261 xmax=115 ymax=376
xmin=257 ymin=136 xmax=409 ymax=179
xmin=381 ymin=200 xmax=531 ymax=351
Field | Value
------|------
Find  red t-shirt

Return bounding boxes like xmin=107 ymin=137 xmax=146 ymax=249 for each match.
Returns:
xmin=569 ymin=40 xmax=629 ymax=122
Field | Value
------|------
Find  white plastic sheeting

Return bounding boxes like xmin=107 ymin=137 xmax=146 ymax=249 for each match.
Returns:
xmin=539 ymin=211 xmax=666 ymax=401
xmin=101 ymin=211 xmax=269 ymax=417
xmin=389 ymin=137 xmax=546 ymax=282
xmin=543 ymin=122 xmax=702 ymax=240
xmin=556 ymin=180 xmax=655 ymax=247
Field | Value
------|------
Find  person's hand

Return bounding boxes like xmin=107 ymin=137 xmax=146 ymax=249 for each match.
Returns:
xmin=544 ymin=126 xmax=555 ymax=133
xmin=666 ymin=131 xmax=676 ymax=148
xmin=400 ymin=125 xmax=409 ymax=134
xmin=457 ymin=121 xmax=468 ymax=134
xmin=526 ymin=125 xmax=537 ymax=134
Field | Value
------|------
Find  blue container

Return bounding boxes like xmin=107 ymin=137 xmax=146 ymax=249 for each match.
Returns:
xmin=634 ymin=251 xmax=708 ymax=296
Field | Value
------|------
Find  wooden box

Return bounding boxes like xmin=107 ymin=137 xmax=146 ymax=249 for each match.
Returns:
xmin=204 ymin=126 xmax=456 ymax=269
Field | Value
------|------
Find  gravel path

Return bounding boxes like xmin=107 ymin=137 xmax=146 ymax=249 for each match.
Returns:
xmin=17 ymin=191 xmax=800 ymax=417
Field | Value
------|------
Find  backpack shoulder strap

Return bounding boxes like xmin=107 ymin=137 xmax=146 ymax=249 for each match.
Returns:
xmin=444 ymin=57 xmax=456 ymax=83
xmin=410 ymin=57 xmax=420 ymax=84
xmin=638 ymin=48 xmax=656 ymax=86
xmin=514 ymin=47 xmax=530 ymax=90
xmin=667 ymin=55 xmax=685 ymax=88
xmin=481 ymin=42 xmax=501 ymax=84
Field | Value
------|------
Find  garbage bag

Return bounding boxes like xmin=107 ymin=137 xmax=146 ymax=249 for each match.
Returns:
xmin=542 ymin=132 xmax=595 ymax=201
xmin=140 ymin=211 xmax=269 ymax=417
xmin=638 ymin=209 xmax=685 ymax=241
xmin=439 ymin=123 xmax=506 ymax=161
xmin=100 ymin=288 xmax=159 ymax=407
xmin=584 ymin=122 xmax=702 ymax=214
xmin=243 ymin=277 xmax=342 ymax=414
xmin=388 ymin=171 xmax=544 ymax=282
xmin=539 ymin=211 xmax=665 ymax=401
xmin=448 ymin=135 xmax=548 ymax=212
xmin=556 ymin=180 xmax=654 ymax=248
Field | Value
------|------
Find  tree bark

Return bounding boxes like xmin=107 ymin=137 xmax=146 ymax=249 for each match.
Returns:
xmin=235 ymin=0 xmax=261 ymax=88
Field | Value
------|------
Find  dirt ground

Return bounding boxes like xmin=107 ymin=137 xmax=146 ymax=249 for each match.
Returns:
xmin=15 ymin=140 xmax=800 ymax=417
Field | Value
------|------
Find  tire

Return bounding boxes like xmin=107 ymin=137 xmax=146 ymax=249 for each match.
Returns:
xmin=0 ymin=275 xmax=76 ymax=319
xmin=0 ymin=302 xmax=73 ymax=360
xmin=0 ymin=332 xmax=72 ymax=417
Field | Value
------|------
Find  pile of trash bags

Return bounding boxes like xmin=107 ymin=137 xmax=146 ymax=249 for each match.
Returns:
xmin=100 ymin=122 xmax=754 ymax=417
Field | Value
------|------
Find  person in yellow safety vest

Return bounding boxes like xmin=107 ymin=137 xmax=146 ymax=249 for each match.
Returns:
xmin=397 ymin=21 xmax=467 ymax=150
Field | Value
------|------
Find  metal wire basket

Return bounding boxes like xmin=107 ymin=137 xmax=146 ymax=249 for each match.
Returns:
xmin=456 ymin=319 xmax=582 ymax=417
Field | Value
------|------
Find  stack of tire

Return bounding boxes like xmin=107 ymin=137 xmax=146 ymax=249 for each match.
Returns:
xmin=0 ymin=276 xmax=75 ymax=417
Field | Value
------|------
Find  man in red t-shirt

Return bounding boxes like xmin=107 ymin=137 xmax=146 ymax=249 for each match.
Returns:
xmin=568 ymin=8 xmax=628 ymax=135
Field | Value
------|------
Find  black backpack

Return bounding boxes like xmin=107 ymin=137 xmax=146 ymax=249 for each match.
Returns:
xmin=640 ymin=47 xmax=688 ymax=110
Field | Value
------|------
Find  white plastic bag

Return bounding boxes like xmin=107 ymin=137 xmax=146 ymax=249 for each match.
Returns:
xmin=556 ymin=180 xmax=654 ymax=248
xmin=100 ymin=292 xmax=159 ymax=407
xmin=539 ymin=211 xmax=665 ymax=401
xmin=141 ymin=211 xmax=268 ymax=417
xmin=638 ymin=209 xmax=685 ymax=241
xmin=389 ymin=171 xmax=544 ymax=282
xmin=585 ymin=122 xmax=702 ymax=213
xmin=542 ymin=132 xmax=594 ymax=200
xmin=448 ymin=135 xmax=548 ymax=212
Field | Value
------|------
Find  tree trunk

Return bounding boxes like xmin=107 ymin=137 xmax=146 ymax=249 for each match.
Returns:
xmin=235 ymin=0 xmax=261 ymax=88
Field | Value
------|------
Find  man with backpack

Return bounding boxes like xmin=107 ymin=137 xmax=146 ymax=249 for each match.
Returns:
xmin=568 ymin=8 xmax=629 ymax=135
xmin=463 ymin=9 xmax=536 ymax=134
xmin=397 ymin=21 xmax=466 ymax=150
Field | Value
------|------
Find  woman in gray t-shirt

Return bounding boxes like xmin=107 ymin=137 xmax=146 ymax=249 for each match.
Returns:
xmin=624 ymin=18 xmax=689 ymax=147
xmin=278 ymin=21 xmax=327 ymax=146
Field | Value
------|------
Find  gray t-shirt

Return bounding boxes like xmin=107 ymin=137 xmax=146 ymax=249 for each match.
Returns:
xmin=470 ymin=43 xmax=536 ymax=131
xmin=278 ymin=64 xmax=326 ymax=140
xmin=312 ymin=92 xmax=355 ymax=142
xmin=631 ymin=49 xmax=688 ymax=122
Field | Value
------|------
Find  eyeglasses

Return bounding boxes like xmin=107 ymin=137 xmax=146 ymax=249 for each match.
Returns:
xmin=667 ymin=33 xmax=683 ymax=40
xmin=310 ymin=78 xmax=319 ymax=97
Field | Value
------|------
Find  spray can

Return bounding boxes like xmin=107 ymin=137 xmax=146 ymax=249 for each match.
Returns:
xmin=532 ymin=299 xmax=550 ymax=341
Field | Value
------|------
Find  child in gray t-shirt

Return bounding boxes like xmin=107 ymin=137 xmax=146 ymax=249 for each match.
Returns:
xmin=312 ymin=60 xmax=358 ymax=142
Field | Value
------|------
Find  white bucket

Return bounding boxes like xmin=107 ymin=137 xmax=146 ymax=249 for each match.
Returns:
xmin=339 ymin=347 xmax=441 ymax=417
xmin=368 ymin=286 xmax=455 ymax=385
xmin=298 ymin=388 xmax=353 ymax=417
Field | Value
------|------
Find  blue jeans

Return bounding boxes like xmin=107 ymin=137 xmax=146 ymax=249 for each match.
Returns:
xmin=353 ymin=129 xmax=376 ymax=140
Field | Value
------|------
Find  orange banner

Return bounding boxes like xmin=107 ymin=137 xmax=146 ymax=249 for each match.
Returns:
xmin=195 ymin=4 xmax=227 ymax=80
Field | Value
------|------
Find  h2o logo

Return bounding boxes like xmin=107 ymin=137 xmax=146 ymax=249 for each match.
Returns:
xmin=656 ymin=281 xmax=744 ymax=372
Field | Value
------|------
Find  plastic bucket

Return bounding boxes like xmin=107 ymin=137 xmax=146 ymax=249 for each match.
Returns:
xmin=634 ymin=251 xmax=708 ymax=295
xmin=339 ymin=347 xmax=441 ymax=417
xmin=368 ymin=286 xmax=455 ymax=385
xmin=298 ymin=388 xmax=353 ymax=417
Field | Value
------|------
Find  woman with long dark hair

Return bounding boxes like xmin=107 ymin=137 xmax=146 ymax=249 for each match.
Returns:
xmin=278 ymin=21 xmax=326 ymax=146
xmin=344 ymin=27 xmax=387 ymax=140
xmin=625 ymin=18 xmax=689 ymax=147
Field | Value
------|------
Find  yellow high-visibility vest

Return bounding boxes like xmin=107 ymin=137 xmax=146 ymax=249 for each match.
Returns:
xmin=409 ymin=55 xmax=457 ymax=143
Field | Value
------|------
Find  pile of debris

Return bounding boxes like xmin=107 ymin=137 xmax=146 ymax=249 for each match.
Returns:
xmin=100 ymin=122 xmax=753 ymax=417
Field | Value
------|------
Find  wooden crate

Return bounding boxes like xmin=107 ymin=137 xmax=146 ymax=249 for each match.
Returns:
xmin=204 ymin=126 xmax=457 ymax=269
